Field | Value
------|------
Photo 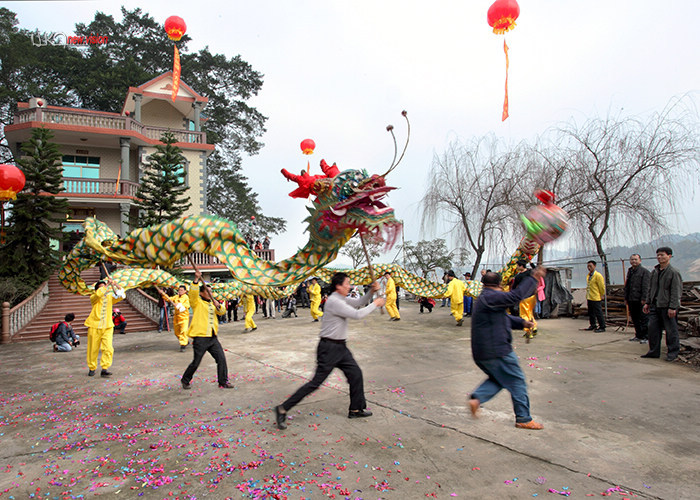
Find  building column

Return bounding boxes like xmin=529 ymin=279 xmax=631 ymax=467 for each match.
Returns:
xmin=119 ymin=203 xmax=130 ymax=237
xmin=132 ymin=94 xmax=142 ymax=123
xmin=120 ymin=138 xmax=130 ymax=182
xmin=192 ymin=102 xmax=201 ymax=132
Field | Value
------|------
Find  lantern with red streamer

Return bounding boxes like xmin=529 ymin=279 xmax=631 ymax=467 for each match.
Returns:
xmin=300 ymin=138 xmax=315 ymax=173
xmin=487 ymin=0 xmax=520 ymax=121
xmin=164 ymin=16 xmax=187 ymax=102
xmin=0 ymin=164 xmax=26 ymax=243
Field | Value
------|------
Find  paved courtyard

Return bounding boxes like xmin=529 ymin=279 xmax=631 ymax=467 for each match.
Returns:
xmin=1 ymin=304 xmax=698 ymax=499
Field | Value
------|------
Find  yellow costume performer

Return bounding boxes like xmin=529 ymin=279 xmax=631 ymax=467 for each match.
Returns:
xmin=160 ymin=286 xmax=191 ymax=350
xmin=244 ymin=294 xmax=257 ymax=332
xmin=444 ymin=271 xmax=466 ymax=326
xmin=309 ymin=279 xmax=323 ymax=321
xmin=384 ymin=273 xmax=400 ymax=321
xmin=84 ymin=280 xmax=124 ymax=377
xmin=519 ymin=295 xmax=537 ymax=339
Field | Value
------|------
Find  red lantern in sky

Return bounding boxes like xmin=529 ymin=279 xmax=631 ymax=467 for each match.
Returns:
xmin=487 ymin=0 xmax=520 ymax=122
xmin=300 ymin=139 xmax=316 ymax=155
xmin=164 ymin=16 xmax=187 ymax=41
xmin=487 ymin=0 xmax=520 ymax=34
xmin=164 ymin=16 xmax=187 ymax=102
xmin=0 ymin=164 xmax=26 ymax=202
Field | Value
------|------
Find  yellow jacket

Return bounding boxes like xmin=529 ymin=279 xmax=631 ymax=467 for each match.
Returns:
xmin=586 ymin=271 xmax=606 ymax=301
xmin=444 ymin=278 xmax=466 ymax=304
xmin=164 ymin=293 xmax=190 ymax=323
xmin=244 ymin=294 xmax=255 ymax=312
xmin=385 ymin=276 xmax=396 ymax=298
xmin=84 ymin=286 xmax=124 ymax=329
xmin=187 ymin=284 xmax=226 ymax=338
xmin=309 ymin=283 xmax=322 ymax=300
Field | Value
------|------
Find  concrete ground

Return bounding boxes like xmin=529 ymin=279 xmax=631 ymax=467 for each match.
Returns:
xmin=0 ymin=304 xmax=698 ymax=499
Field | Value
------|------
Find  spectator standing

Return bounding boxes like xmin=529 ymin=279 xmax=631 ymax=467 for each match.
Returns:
xmin=624 ymin=254 xmax=651 ymax=344
xmin=584 ymin=261 xmax=606 ymax=332
xmin=641 ymin=247 xmax=683 ymax=361
xmin=463 ymin=273 xmax=473 ymax=317
xmin=228 ymin=297 xmax=239 ymax=322
xmin=157 ymin=288 xmax=172 ymax=333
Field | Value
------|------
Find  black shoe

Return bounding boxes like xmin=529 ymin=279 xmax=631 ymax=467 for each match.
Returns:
xmin=88 ymin=370 xmax=95 ymax=377
xmin=348 ymin=409 xmax=373 ymax=419
xmin=100 ymin=369 xmax=112 ymax=378
xmin=274 ymin=405 xmax=287 ymax=430
xmin=641 ymin=353 xmax=659 ymax=358
xmin=665 ymin=356 xmax=678 ymax=362
xmin=595 ymin=328 xmax=606 ymax=333
xmin=456 ymin=319 xmax=463 ymax=326
xmin=181 ymin=380 xmax=192 ymax=390
xmin=629 ymin=337 xmax=640 ymax=342
xmin=583 ymin=326 xmax=596 ymax=331
xmin=179 ymin=345 xmax=186 ymax=352
xmin=219 ymin=382 xmax=235 ymax=389
xmin=639 ymin=339 xmax=648 ymax=344
xmin=313 ymin=319 xmax=319 ymax=322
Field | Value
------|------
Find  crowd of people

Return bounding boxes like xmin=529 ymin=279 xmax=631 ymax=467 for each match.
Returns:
xmin=52 ymin=246 xmax=683 ymax=431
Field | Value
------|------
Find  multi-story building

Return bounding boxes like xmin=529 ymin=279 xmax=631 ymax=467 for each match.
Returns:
xmin=5 ymin=71 xmax=214 ymax=241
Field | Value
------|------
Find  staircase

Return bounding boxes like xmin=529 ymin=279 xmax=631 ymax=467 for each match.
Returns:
xmin=12 ymin=268 xmax=157 ymax=342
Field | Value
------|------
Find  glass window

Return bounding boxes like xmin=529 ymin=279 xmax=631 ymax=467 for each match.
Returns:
xmin=62 ymin=155 xmax=100 ymax=193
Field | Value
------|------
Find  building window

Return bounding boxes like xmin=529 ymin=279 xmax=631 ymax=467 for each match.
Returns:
xmin=62 ymin=155 xmax=100 ymax=178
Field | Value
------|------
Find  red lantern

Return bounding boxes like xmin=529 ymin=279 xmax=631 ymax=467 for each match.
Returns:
xmin=300 ymin=139 xmax=316 ymax=155
xmin=487 ymin=0 xmax=520 ymax=121
xmin=164 ymin=16 xmax=187 ymax=41
xmin=487 ymin=0 xmax=520 ymax=34
xmin=0 ymin=164 xmax=26 ymax=202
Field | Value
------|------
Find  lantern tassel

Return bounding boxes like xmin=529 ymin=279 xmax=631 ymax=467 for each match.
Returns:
xmin=502 ymin=39 xmax=509 ymax=121
xmin=171 ymin=44 xmax=181 ymax=101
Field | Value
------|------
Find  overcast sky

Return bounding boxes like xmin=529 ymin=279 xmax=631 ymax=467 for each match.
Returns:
xmin=8 ymin=0 xmax=700 ymax=268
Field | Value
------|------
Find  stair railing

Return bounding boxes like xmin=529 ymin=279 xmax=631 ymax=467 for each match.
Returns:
xmin=1 ymin=280 xmax=50 ymax=343
xmin=126 ymin=288 xmax=159 ymax=323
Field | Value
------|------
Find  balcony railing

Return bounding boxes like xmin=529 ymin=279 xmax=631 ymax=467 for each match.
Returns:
xmin=62 ymin=177 xmax=140 ymax=197
xmin=15 ymin=108 xmax=206 ymax=144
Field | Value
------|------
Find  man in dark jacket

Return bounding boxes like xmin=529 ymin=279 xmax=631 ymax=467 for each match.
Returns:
xmin=624 ymin=254 xmax=650 ymax=343
xmin=468 ymin=267 xmax=547 ymax=430
xmin=53 ymin=313 xmax=80 ymax=352
xmin=641 ymin=247 xmax=683 ymax=361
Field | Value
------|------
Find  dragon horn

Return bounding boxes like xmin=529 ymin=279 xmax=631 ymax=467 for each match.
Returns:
xmin=381 ymin=110 xmax=410 ymax=178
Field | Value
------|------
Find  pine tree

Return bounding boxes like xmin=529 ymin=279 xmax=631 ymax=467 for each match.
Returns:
xmin=0 ymin=127 xmax=69 ymax=286
xmin=133 ymin=131 xmax=192 ymax=227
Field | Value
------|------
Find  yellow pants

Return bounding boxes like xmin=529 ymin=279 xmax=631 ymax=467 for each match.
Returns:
xmin=87 ymin=327 xmax=114 ymax=371
xmin=245 ymin=307 xmax=257 ymax=329
xmin=519 ymin=295 xmax=537 ymax=336
xmin=385 ymin=294 xmax=400 ymax=319
xmin=173 ymin=319 xmax=189 ymax=346
xmin=451 ymin=302 xmax=463 ymax=323
xmin=310 ymin=298 xmax=324 ymax=320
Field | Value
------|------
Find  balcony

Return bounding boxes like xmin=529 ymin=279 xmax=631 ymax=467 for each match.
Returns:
xmin=62 ymin=177 xmax=140 ymax=198
xmin=15 ymin=107 xmax=206 ymax=144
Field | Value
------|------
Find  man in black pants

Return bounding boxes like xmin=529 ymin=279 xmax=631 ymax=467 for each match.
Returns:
xmin=624 ymin=254 xmax=650 ymax=343
xmin=274 ymin=272 xmax=385 ymax=429
xmin=641 ymin=247 xmax=683 ymax=362
xmin=181 ymin=269 xmax=233 ymax=390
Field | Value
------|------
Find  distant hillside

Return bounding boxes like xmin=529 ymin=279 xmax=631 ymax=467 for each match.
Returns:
xmin=545 ymin=233 xmax=700 ymax=287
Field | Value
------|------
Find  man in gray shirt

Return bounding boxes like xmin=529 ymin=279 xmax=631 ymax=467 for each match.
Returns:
xmin=275 ymin=272 xmax=385 ymax=429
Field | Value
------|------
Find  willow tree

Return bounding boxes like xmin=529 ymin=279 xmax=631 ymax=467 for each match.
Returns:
xmin=421 ymin=135 xmax=522 ymax=277
xmin=528 ymin=98 xmax=700 ymax=283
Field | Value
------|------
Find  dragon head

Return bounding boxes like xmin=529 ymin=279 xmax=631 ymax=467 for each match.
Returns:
xmin=305 ymin=167 xmax=402 ymax=251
